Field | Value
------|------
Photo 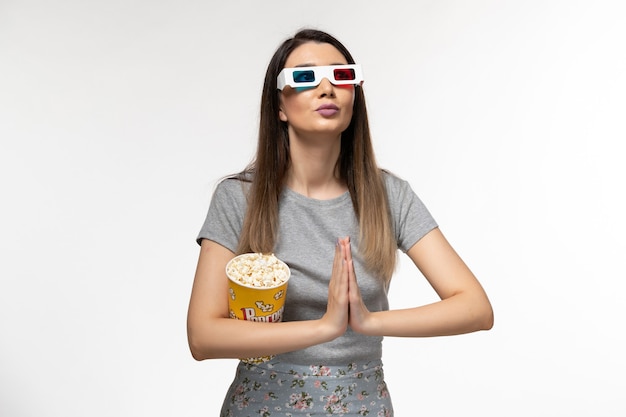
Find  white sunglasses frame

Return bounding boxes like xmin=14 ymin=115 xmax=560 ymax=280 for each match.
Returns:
xmin=277 ymin=64 xmax=364 ymax=90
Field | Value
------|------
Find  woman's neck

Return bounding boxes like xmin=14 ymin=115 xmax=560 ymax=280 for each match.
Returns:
xmin=285 ymin=134 xmax=347 ymax=200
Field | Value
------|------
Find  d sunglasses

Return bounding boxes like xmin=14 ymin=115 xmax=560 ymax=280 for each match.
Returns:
xmin=277 ymin=64 xmax=364 ymax=91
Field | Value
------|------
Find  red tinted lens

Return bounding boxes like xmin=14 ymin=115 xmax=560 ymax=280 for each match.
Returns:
xmin=333 ymin=68 xmax=356 ymax=81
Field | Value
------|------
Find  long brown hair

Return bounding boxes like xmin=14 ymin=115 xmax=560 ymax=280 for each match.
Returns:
xmin=236 ymin=29 xmax=397 ymax=283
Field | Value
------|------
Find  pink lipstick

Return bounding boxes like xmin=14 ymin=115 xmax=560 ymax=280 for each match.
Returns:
xmin=316 ymin=104 xmax=339 ymax=117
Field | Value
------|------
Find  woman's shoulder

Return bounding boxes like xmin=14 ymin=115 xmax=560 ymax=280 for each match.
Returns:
xmin=220 ymin=169 xmax=253 ymax=183
xmin=211 ymin=171 xmax=253 ymax=201
xmin=380 ymin=169 xmax=430 ymax=208
xmin=380 ymin=169 xmax=411 ymax=192
xmin=216 ymin=170 xmax=253 ymax=188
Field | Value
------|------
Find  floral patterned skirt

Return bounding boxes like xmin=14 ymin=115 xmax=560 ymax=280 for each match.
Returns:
xmin=220 ymin=359 xmax=393 ymax=416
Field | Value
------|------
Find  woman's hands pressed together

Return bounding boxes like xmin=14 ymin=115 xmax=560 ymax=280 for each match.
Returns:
xmin=323 ymin=230 xmax=494 ymax=340
xmin=321 ymin=236 xmax=374 ymax=338
xmin=320 ymin=237 xmax=350 ymax=338
xmin=188 ymin=231 xmax=493 ymax=362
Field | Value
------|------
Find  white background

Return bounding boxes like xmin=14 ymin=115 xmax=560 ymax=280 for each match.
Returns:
xmin=1 ymin=1 xmax=625 ymax=416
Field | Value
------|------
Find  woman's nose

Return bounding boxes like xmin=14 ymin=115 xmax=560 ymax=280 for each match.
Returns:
xmin=317 ymin=77 xmax=335 ymax=97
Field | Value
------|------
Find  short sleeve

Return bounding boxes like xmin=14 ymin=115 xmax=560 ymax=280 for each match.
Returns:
xmin=384 ymin=172 xmax=438 ymax=252
xmin=196 ymin=178 xmax=249 ymax=253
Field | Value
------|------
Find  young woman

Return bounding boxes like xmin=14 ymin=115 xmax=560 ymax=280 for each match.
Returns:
xmin=187 ymin=29 xmax=493 ymax=416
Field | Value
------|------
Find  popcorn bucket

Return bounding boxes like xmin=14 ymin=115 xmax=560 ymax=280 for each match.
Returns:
xmin=225 ymin=253 xmax=291 ymax=364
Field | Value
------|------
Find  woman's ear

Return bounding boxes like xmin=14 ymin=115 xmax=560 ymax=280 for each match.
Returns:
xmin=279 ymin=108 xmax=288 ymax=122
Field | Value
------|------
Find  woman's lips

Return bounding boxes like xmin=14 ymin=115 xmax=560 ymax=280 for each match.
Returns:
xmin=316 ymin=104 xmax=339 ymax=116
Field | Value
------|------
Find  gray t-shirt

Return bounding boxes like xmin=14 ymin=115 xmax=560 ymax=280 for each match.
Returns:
xmin=197 ymin=171 xmax=438 ymax=364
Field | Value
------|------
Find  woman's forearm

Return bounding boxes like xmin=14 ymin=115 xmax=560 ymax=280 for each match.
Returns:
xmin=362 ymin=292 xmax=494 ymax=338
xmin=187 ymin=239 xmax=352 ymax=361
xmin=187 ymin=316 xmax=340 ymax=361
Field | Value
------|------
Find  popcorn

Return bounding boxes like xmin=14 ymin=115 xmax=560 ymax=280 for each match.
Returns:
xmin=226 ymin=253 xmax=290 ymax=288
xmin=225 ymin=253 xmax=291 ymax=365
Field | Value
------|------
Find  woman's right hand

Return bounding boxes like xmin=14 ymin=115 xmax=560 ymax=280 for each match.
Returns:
xmin=187 ymin=239 xmax=352 ymax=361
